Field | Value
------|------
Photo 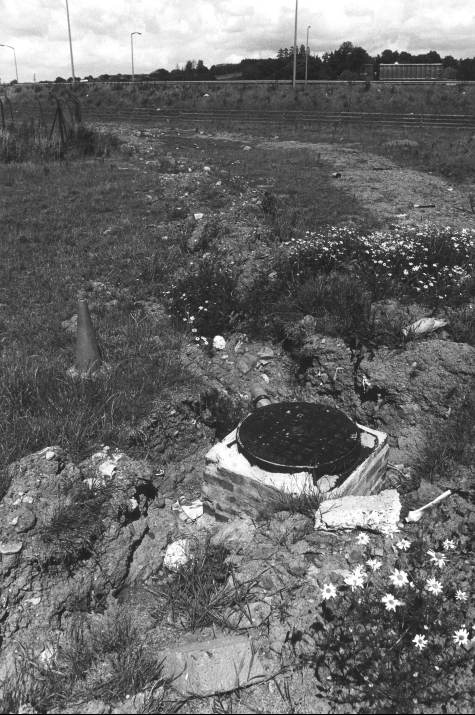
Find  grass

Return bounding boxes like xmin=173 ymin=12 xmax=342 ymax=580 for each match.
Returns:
xmin=0 ymin=606 xmax=169 ymax=712
xmin=149 ymin=536 xmax=259 ymax=631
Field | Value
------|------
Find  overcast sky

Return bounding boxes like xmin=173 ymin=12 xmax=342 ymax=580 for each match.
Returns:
xmin=1 ymin=0 xmax=474 ymax=82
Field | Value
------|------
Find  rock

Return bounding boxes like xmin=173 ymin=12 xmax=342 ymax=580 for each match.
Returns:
xmin=236 ymin=353 xmax=258 ymax=374
xmin=210 ymin=515 xmax=257 ymax=552
xmin=315 ymin=489 xmax=401 ymax=533
xmin=11 ymin=507 xmax=36 ymax=533
xmin=224 ymin=599 xmax=272 ymax=629
xmin=163 ymin=539 xmax=191 ymax=571
xmin=212 ymin=335 xmax=226 ymax=351
xmin=359 ymin=339 xmax=475 ymax=464
xmin=257 ymin=347 xmax=275 ymax=359
xmin=161 ymin=635 xmax=266 ymax=697
xmin=0 ymin=540 xmax=23 ymax=554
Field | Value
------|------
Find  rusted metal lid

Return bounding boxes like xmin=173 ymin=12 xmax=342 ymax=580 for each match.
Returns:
xmin=236 ymin=402 xmax=362 ymax=475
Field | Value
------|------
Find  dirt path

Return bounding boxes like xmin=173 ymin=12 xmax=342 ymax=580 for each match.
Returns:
xmin=257 ymin=138 xmax=475 ymax=230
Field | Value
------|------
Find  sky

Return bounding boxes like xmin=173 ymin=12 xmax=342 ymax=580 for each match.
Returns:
xmin=0 ymin=0 xmax=474 ymax=82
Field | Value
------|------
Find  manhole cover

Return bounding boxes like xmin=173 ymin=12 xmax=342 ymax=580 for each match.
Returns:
xmin=236 ymin=402 xmax=362 ymax=475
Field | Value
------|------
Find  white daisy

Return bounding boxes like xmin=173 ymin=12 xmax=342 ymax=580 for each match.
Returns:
xmin=412 ymin=634 xmax=428 ymax=651
xmin=381 ymin=593 xmax=404 ymax=612
xmin=453 ymin=628 xmax=469 ymax=647
xmin=321 ymin=583 xmax=337 ymax=600
xmin=389 ymin=569 xmax=409 ymax=588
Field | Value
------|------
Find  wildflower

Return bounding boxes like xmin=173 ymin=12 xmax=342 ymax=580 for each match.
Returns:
xmin=426 ymin=577 xmax=443 ymax=595
xmin=366 ymin=558 xmax=382 ymax=572
xmin=356 ymin=533 xmax=370 ymax=546
xmin=427 ymin=550 xmax=447 ymax=568
xmin=413 ymin=634 xmax=428 ymax=651
xmin=389 ymin=569 xmax=409 ymax=588
xmin=455 ymin=590 xmax=468 ymax=602
xmin=344 ymin=569 xmax=365 ymax=591
xmin=321 ymin=583 xmax=337 ymax=600
xmin=443 ymin=539 xmax=456 ymax=551
xmin=381 ymin=593 xmax=404 ymax=612
xmin=396 ymin=539 xmax=411 ymax=551
xmin=453 ymin=628 xmax=469 ymax=647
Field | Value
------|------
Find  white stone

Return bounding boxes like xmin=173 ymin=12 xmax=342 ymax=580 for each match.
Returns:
xmin=163 ymin=539 xmax=191 ymax=571
xmin=212 ymin=335 xmax=226 ymax=351
xmin=194 ymin=212 xmax=204 ymax=220
xmin=315 ymin=489 xmax=401 ymax=532
xmin=44 ymin=450 xmax=56 ymax=461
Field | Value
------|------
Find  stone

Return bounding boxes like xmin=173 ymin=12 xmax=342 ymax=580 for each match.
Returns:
xmin=210 ymin=515 xmax=257 ymax=552
xmin=315 ymin=489 xmax=401 ymax=533
xmin=161 ymin=635 xmax=266 ymax=697
xmin=0 ymin=540 xmax=23 ymax=554
xmin=224 ymin=599 xmax=272 ymax=629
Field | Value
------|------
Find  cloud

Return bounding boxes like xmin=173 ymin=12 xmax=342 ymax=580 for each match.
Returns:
xmin=0 ymin=0 xmax=474 ymax=82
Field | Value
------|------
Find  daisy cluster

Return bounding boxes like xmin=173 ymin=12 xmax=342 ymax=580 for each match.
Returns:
xmin=312 ymin=530 xmax=473 ymax=710
xmin=276 ymin=224 xmax=474 ymax=302
xmin=319 ymin=531 xmax=472 ymax=649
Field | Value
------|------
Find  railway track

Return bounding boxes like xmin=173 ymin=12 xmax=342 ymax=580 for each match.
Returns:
xmin=79 ymin=107 xmax=475 ymax=131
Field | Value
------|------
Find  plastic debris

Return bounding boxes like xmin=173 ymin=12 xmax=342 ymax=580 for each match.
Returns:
xmin=164 ymin=539 xmax=191 ymax=571
xmin=172 ymin=498 xmax=203 ymax=522
xmin=402 ymin=317 xmax=448 ymax=338
xmin=194 ymin=212 xmax=204 ymax=220
xmin=405 ymin=490 xmax=453 ymax=523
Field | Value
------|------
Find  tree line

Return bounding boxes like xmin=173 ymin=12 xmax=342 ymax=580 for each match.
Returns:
xmin=51 ymin=42 xmax=475 ymax=83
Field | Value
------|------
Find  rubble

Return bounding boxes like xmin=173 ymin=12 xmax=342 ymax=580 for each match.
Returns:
xmin=315 ymin=489 xmax=401 ymax=532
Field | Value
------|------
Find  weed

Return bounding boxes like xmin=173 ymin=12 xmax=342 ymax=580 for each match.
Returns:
xmin=257 ymin=487 xmax=324 ymax=521
xmin=37 ymin=479 xmax=112 ymax=570
xmin=167 ymin=254 xmax=240 ymax=338
xmin=0 ymin=607 xmax=168 ymax=712
xmin=150 ymin=536 xmax=258 ymax=631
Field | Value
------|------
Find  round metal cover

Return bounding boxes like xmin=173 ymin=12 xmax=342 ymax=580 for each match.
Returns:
xmin=236 ymin=402 xmax=362 ymax=475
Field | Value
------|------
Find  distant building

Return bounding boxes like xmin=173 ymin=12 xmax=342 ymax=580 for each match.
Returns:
xmin=379 ymin=63 xmax=443 ymax=80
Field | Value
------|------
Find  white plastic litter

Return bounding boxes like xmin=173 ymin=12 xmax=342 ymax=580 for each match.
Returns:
xmin=164 ymin=539 xmax=191 ymax=571
xmin=402 ymin=317 xmax=448 ymax=338
xmin=194 ymin=212 xmax=204 ymax=220
xmin=405 ymin=490 xmax=453 ymax=523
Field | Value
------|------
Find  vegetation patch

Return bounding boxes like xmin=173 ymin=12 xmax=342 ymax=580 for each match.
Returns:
xmin=306 ymin=528 xmax=474 ymax=713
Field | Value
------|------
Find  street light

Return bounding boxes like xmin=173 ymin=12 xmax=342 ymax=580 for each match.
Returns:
xmin=305 ymin=25 xmax=311 ymax=87
xmin=0 ymin=44 xmax=18 ymax=82
xmin=65 ymin=0 xmax=76 ymax=81
xmin=130 ymin=32 xmax=141 ymax=82
xmin=292 ymin=0 xmax=298 ymax=89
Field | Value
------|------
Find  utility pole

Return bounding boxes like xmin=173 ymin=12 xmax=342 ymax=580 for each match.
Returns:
xmin=305 ymin=25 xmax=311 ymax=87
xmin=292 ymin=0 xmax=298 ymax=89
xmin=65 ymin=0 xmax=76 ymax=81
xmin=130 ymin=31 xmax=141 ymax=81
xmin=0 ymin=44 xmax=18 ymax=82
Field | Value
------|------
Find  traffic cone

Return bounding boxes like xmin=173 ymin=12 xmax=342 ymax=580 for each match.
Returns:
xmin=75 ymin=298 xmax=101 ymax=373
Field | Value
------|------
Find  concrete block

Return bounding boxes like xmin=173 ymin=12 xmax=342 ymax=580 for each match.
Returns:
xmin=161 ymin=635 xmax=266 ymax=697
xmin=315 ymin=489 xmax=401 ymax=532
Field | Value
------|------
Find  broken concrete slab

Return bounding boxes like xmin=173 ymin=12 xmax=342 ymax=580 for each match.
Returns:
xmin=315 ymin=489 xmax=401 ymax=533
xmin=161 ymin=635 xmax=266 ymax=697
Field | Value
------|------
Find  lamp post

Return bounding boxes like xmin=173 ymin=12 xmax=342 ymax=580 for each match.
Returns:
xmin=130 ymin=31 xmax=141 ymax=82
xmin=292 ymin=0 xmax=298 ymax=89
xmin=65 ymin=0 xmax=76 ymax=81
xmin=305 ymin=25 xmax=311 ymax=87
xmin=0 ymin=44 xmax=18 ymax=82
